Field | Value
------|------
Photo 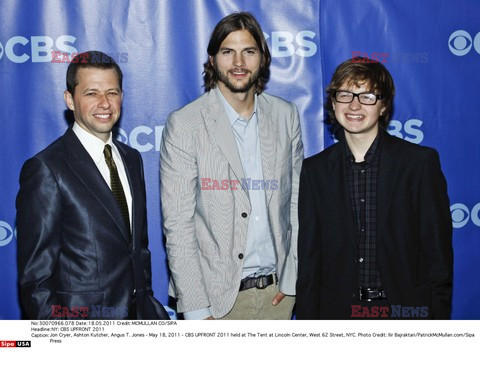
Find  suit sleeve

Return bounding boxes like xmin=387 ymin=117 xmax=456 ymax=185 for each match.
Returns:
xmin=137 ymin=152 xmax=169 ymax=320
xmin=418 ymin=150 xmax=453 ymax=319
xmin=16 ymin=157 xmax=62 ymax=319
xmin=160 ymin=112 xmax=210 ymax=314
xmin=279 ymin=103 xmax=304 ymax=296
xmin=296 ymin=161 xmax=322 ymax=319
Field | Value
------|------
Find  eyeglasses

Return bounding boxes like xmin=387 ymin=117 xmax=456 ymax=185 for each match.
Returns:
xmin=333 ymin=90 xmax=384 ymax=105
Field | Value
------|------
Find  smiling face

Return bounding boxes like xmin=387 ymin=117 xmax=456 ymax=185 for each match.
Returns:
xmin=64 ymin=67 xmax=123 ymax=142
xmin=332 ymin=80 xmax=386 ymax=142
xmin=210 ymin=29 xmax=262 ymax=95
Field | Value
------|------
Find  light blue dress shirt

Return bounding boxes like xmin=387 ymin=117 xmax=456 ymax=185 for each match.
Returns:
xmin=183 ymin=89 xmax=277 ymax=320
xmin=216 ymin=88 xmax=277 ymax=279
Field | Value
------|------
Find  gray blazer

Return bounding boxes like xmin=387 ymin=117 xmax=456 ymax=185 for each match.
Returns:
xmin=160 ymin=89 xmax=303 ymax=318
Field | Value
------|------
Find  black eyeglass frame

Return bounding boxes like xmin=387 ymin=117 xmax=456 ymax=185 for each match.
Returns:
xmin=333 ymin=90 xmax=384 ymax=105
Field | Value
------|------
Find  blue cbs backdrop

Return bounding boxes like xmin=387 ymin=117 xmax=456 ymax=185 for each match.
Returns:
xmin=0 ymin=0 xmax=478 ymax=319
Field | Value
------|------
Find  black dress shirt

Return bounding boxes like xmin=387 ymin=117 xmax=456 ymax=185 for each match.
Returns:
xmin=346 ymin=134 xmax=381 ymax=288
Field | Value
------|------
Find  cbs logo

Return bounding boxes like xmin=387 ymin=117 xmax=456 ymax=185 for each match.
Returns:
xmin=450 ymin=203 xmax=480 ymax=229
xmin=448 ymin=30 xmax=480 ymax=56
xmin=0 ymin=35 xmax=76 ymax=63
xmin=0 ymin=221 xmax=15 ymax=247
xmin=264 ymin=31 xmax=317 ymax=57
xmin=115 ymin=125 xmax=165 ymax=152
xmin=388 ymin=119 xmax=424 ymax=144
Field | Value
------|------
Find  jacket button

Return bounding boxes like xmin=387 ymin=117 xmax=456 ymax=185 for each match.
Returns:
xmin=238 ymin=253 xmax=244 ymax=259
xmin=241 ymin=212 xmax=247 ymax=218
xmin=351 ymin=293 xmax=356 ymax=298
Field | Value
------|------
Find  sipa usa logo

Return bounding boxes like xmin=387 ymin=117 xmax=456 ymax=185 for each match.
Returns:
xmin=448 ymin=30 xmax=480 ymax=56
xmin=450 ymin=203 xmax=480 ymax=229
xmin=0 ymin=35 xmax=77 ymax=63
xmin=0 ymin=221 xmax=15 ymax=247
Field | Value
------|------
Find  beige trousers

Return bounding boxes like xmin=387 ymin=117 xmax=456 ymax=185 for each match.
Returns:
xmin=220 ymin=283 xmax=295 ymax=320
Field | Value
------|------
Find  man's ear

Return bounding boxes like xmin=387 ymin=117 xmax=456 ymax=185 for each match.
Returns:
xmin=64 ymin=91 xmax=74 ymax=111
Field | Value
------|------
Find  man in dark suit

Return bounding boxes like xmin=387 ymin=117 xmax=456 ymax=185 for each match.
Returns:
xmin=16 ymin=51 xmax=168 ymax=320
xmin=296 ymin=57 xmax=453 ymax=319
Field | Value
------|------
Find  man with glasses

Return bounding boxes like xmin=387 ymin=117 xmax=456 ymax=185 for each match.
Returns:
xmin=296 ymin=57 xmax=453 ymax=319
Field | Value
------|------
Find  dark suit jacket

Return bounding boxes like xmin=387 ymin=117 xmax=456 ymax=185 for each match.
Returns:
xmin=17 ymin=128 xmax=168 ymax=320
xmin=296 ymin=132 xmax=453 ymax=319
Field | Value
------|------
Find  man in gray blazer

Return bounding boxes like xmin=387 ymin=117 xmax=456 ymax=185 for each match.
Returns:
xmin=160 ymin=12 xmax=303 ymax=319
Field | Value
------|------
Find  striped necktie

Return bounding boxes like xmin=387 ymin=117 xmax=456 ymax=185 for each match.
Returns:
xmin=103 ymin=144 xmax=131 ymax=236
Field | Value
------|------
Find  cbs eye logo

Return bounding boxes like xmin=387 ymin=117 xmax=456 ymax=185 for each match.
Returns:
xmin=448 ymin=30 xmax=480 ymax=56
xmin=0 ymin=221 xmax=15 ymax=247
xmin=450 ymin=203 xmax=480 ymax=229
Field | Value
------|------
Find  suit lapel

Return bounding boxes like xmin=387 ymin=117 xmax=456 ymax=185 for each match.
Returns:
xmin=62 ymin=129 xmax=131 ymax=243
xmin=257 ymin=94 xmax=277 ymax=204
xmin=204 ymin=90 xmax=247 ymax=183
xmin=327 ymin=143 xmax=357 ymax=253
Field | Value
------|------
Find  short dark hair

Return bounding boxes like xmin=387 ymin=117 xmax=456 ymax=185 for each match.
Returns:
xmin=66 ymin=51 xmax=123 ymax=96
xmin=203 ymin=12 xmax=271 ymax=94
xmin=325 ymin=57 xmax=395 ymax=134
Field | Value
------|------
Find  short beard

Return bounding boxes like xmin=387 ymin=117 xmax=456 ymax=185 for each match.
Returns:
xmin=214 ymin=63 xmax=260 ymax=94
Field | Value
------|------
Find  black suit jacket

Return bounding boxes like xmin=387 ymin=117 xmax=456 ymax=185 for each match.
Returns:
xmin=296 ymin=132 xmax=453 ymax=319
xmin=17 ymin=128 xmax=168 ymax=319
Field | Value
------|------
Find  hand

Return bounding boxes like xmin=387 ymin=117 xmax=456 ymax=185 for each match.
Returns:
xmin=205 ymin=316 xmax=215 ymax=320
xmin=272 ymin=291 xmax=286 ymax=306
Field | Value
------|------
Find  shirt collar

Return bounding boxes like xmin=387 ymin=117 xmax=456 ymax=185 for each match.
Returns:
xmin=215 ymin=87 xmax=257 ymax=126
xmin=345 ymin=131 xmax=381 ymax=166
xmin=72 ymin=122 xmax=114 ymax=165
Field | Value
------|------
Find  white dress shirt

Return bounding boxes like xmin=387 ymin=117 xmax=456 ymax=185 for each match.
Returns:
xmin=72 ymin=122 xmax=132 ymax=230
